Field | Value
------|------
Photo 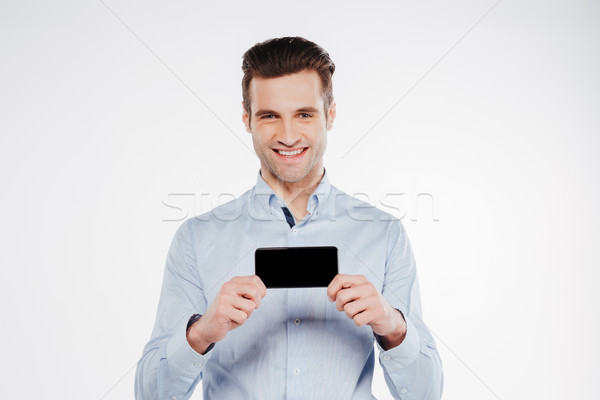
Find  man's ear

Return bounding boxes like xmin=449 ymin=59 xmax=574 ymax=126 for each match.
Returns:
xmin=327 ymin=100 xmax=336 ymax=130
xmin=242 ymin=102 xmax=252 ymax=133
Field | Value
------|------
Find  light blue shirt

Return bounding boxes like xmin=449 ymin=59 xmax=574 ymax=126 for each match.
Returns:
xmin=135 ymin=169 xmax=443 ymax=399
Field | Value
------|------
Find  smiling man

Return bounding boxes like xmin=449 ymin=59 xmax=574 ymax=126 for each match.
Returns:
xmin=244 ymin=68 xmax=332 ymax=221
xmin=135 ymin=37 xmax=443 ymax=400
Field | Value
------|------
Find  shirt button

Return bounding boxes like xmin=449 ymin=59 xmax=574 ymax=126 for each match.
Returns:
xmin=170 ymin=396 xmax=178 ymax=400
xmin=193 ymin=362 xmax=202 ymax=368
xmin=383 ymin=356 xmax=391 ymax=361
xmin=294 ymin=318 xmax=301 ymax=325
xmin=293 ymin=368 xmax=300 ymax=375
xmin=401 ymin=388 xmax=408 ymax=394
xmin=292 ymin=229 xmax=298 ymax=234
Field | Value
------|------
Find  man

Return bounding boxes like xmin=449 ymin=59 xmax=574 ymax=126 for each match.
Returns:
xmin=135 ymin=36 xmax=443 ymax=399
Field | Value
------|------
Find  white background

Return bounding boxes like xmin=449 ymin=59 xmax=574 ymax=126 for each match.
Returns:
xmin=1 ymin=0 xmax=599 ymax=399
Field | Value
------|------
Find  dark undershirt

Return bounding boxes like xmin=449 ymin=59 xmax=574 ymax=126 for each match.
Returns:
xmin=281 ymin=207 xmax=295 ymax=228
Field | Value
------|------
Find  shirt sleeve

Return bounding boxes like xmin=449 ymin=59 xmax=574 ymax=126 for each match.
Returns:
xmin=135 ymin=219 xmax=211 ymax=400
xmin=378 ymin=219 xmax=444 ymax=400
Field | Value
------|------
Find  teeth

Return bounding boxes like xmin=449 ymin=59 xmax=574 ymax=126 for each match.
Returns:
xmin=277 ymin=148 xmax=304 ymax=156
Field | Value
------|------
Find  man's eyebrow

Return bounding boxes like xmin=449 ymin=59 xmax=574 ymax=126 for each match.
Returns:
xmin=254 ymin=109 xmax=279 ymax=117
xmin=254 ymin=107 xmax=321 ymax=117
xmin=296 ymin=107 xmax=320 ymax=113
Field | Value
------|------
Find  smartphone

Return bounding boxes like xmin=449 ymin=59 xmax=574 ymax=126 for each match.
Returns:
xmin=254 ymin=246 xmax=338 ymax=288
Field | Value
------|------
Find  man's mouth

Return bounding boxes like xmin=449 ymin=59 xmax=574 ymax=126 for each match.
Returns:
xmin=272 ymin=147 xmax=308 ymax=158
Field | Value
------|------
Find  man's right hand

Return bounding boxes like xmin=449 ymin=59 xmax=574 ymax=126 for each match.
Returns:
xmin=186 ymin=275 xmax=267 ymax=354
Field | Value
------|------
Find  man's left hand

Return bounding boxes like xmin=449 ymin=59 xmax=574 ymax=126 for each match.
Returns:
xmin=327 ymin=274 xmax=407 ymax=350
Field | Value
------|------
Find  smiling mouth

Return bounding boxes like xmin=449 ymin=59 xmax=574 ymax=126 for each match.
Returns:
xmin=272 ymin=148 xmax=308 ymax=157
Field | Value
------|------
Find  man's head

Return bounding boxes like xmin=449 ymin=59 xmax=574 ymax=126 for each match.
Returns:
xmin=242 ymin=36 xmax=335 ymax=125
xmin=241 ymin=37 xmax=337 ymax=186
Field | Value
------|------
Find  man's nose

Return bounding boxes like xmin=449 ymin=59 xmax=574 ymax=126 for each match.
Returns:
xmin=277 ymin=118 xmax=301 ymax=147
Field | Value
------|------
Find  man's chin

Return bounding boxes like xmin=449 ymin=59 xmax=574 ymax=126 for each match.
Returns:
xmin=262 ymin=160 xmax=318 ymax=184
xmin=269 ymin=168 xmax=308 ymax=184
xmin=273 ymin=174 xmax=305 ymax=184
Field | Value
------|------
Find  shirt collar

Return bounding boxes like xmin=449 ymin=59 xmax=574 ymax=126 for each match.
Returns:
xmin=249 ymin=168 xmax=332 ymax=218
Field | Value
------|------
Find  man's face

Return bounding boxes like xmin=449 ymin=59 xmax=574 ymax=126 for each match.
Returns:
xmin=242 ymin=69 xmax=336 ymax=185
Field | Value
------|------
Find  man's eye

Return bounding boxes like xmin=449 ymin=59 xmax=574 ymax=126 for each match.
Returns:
xmin=262 ymin=115 xmax=276 ymax=119
xmin=299 ymin=113 xmax=311 ymax=118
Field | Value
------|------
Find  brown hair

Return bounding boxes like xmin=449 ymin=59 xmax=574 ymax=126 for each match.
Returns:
xmin=241 ymin=36 xmax=335 ymax=121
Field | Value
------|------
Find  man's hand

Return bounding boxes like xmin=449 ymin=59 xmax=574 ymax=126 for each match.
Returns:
xmin=187 ymin=275 xmax=267 ymax=354
xmin=327 ymin=274 xmax=407 ymax=350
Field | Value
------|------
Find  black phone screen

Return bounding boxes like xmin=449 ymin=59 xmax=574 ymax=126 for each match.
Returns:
xmin=254 ymin=246 xmax=338 ymax=288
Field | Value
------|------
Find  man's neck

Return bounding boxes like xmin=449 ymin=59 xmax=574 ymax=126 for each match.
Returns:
xmin=261 ymin=166 xmax=325 ymax=221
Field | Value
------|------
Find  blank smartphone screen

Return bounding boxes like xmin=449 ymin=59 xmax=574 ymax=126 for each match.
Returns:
xmin=255 ymin=246 xmax=338 ymax=288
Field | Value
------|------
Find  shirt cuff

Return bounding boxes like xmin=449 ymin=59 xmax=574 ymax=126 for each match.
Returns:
xmin=166 ymin=322 xmax=213 ymax=379
xmin=376 ymin=316 xmax=421 ymax=368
